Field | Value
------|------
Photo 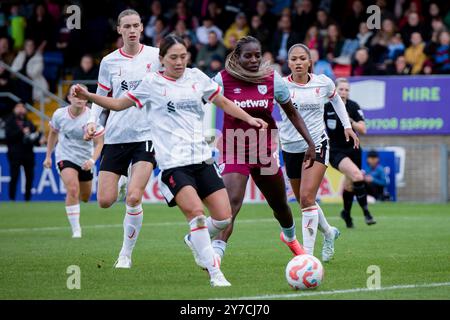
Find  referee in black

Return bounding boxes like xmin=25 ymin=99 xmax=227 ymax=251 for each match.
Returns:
xmin=324 ymin=78 xmax=376 ymax=228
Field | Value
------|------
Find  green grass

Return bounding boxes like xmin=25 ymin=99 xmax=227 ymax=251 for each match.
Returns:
xmin=0 ymin=202 xmax=449 ymax=300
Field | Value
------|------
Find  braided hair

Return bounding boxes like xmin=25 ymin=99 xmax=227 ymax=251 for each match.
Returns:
xmin=225 ymin=36 xmax=272 ymax=84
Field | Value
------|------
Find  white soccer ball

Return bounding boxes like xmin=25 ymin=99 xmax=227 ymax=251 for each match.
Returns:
xmin=285 ymin=254 xmax=324 ymax=290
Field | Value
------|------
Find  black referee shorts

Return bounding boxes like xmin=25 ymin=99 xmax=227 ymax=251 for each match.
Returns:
xmin=99 ymin=140 xmax=157 ymax=176
xmin=158 ymin=162 xmax=225 ymax=207
xmin=329 ymin=147 xmax=362 ymax=170
xmin=282 ymin=139 xmax=329 ymax=180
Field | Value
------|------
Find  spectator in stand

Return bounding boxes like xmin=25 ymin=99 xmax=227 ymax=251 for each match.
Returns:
xmin=351 ymin=47 xmax=377 ymax=76
xmin=174 ymin=20 xmax=197 ymax=44
xmin=149 ymin=18 xmax=169 ymax=47
xmin=310 ymin=48 xmax=335 ymax=79
xmin=25 ymin=3 xmax=55 ymax=50
xmin=388 ymin=55 xmax=412 ymax=75
xmin=405 ymin=32 xmax=427 ymax=74
xmin=223 ymin=12 xmax=249 ymax=50
xmin=357 ymin=21 xmax=375 ymax=49
xmin=292 ymin=0 xmax=316 ymax=42
xmin=363 ymin=150 xmax=388 ymax=201
xmin=195 ymin=31 xmax=227 ymax=71
xmin=342 ymin=0 xmax=367 ymax=39
xmin=8 ymin=5 xmax=26 ymax=50
xmin=423 ymin=2 xmax=442 ymax=41
xmin=169 ymin=1 xmax=196 ymax=31
xmin=430 ymin=30 xmax=450 ymax=74
xmin=271 ymin=15 xmax=301 ymax=65
xmin=262 ymin=51 xmax=282 ymax=75
xmin=11 ymin=39 xmax=49 ymax=104
xmin=182 ymin=34 xmax=198 ymax=67
xmin=0 ymin=36 xmax=14 ymax=65
xmin=5 ymin=102 xmax=42 ymax=201
xmin=387 ymin=33 xmax=405 ymax=63
xmin=144 ymin=1 xmax=166 ymax=44
xmin=72 ymin=54 xmax=99 ymax=93
xmin=196 ymin=16 xmax=223 ymax=46
xmin=204 ymin=54 xmax=224 ymax=78
xmin=370 ymin=18 xmax=396 ymax=65
xmin=255 ymin=0 xmax=276 ymax=29
xmin=304 ymin=25 xmax=322 ymax=54
xmin=205 ymin=1 xmax=228 ymax=31
xmin=249 ymin=15 xmax=270 ymax=53
xmin=316 ymin=8 xmax=332 ymax=38
xmin=400 ymin=12 xmax=423 ymax=47
xmin=323 ymin=23 xmax=344 ymax=64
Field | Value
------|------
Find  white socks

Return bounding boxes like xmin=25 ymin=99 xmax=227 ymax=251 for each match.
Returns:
xmin=316 ymin=202 xmax=333 ymax=238
xmin=189 ymin=215 xmax=221 ymax=276
xmin=206 ymin=216 xmax=231 ymax=238
xmin=302 ymin=205 xmax=319 ymax=255
xmin=66 ymin=204 xmax=81 ymax=234
xmin=119 ymin=204 xmax=143 ymax=258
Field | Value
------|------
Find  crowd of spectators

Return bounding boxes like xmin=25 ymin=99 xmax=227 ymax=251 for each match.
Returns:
xmin=0 ymin=0 xmax=450 ymax=115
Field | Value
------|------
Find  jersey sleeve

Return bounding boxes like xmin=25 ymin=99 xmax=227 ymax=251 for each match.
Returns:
xmin=195 ymin=68 xmax=221 ymax=102
xmin=49 ymin=109 xmax=62 ymax=132
xmin=125 ymin=74 xmax=153 ymax=109
xmin=350 ymin=101 xmax=365 ymax=122
xmin=89 ymin=59 xmax=111 ymax=123
xmin=212 ymin=72 xmax=224 ymax=95
xmin=96 ymin=59 xmax=112 ymax=93
xmin=273 ymin=71 xmax=291 ymax=104
xmin=324 ymin=76 xmax=337 ymax=100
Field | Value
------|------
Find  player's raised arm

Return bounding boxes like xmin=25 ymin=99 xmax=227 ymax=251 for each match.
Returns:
xmin=212 ymin=94 xmax=268 ymax=129
xmin=73 ymin=84 xmax=134 ymax=111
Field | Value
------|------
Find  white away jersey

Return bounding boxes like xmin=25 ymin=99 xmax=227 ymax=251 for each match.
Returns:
xmin=278 ymin=73 xmax=336 ymax=153
xmin=92 ymin=44 xmax=160 ymax=144
xmin=126 ymin=68 xmax=221 ymax=170
xmin=50 ymin=107 xmax=105 ymax=167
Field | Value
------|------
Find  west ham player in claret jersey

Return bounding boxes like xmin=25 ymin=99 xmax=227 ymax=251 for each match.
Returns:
xmin=278 ymin=44 xmax=359 ymax=262
xmin=211 ymin=36 xmax=316 ymax=262
xmin=84 ymin=10 xmax=160 ymax=268
xmin=324 ymin=78 xmax=376 ymax=228
xmin=73 ymin=34 xmax=267 ymax=287
xmin=44 ymin=85 xmax=105 ymax=238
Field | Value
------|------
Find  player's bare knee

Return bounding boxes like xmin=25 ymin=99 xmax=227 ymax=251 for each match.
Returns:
xmin=97 ymin=195 xmax=114 ymax=208
xmin=126 ymin=190 xmax=142 ymax=207
xmin=300 ymin=192 xmax=316 ymax=208
xmin=66 ymin=184 xmax=79 ymax=200
xmin=352 ymin=171 xmax=364 ymax=183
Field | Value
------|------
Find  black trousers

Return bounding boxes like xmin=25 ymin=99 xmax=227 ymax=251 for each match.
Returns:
xmin=8 ymin=153 xmax=35 ymax=201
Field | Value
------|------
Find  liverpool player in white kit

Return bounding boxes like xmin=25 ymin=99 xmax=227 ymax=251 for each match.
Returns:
xmin=278 ymin=44 xmax=359 ymax=261
xmin=74 ymin=34 xmax=267 ymax=287
xmin=84 ymin=10 xmax=160 ymax=268
xmin=44 ymin=85 xmax=105 ymax=238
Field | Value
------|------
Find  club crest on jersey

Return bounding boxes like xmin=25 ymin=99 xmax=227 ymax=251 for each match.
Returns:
xmin=146 ymin=63 xmax=152 ymax=72
xmin=257 ymin=85 xmax=267 ymax=95
xmin=233 ymin=88 xmax=242 ymax=94
xmin=315 ymin=88 xmax=320 ymax=96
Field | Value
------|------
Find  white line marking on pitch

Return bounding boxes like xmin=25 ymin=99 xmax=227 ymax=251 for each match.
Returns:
xmin=0 ymin=216 xmax=448 ymax=233
xmin=213 ymin=282 xmax=450 ymax=300
xmin=0 ymin=218 xmax=277 ymax=233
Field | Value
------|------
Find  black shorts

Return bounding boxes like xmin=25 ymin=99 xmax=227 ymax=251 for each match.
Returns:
xmin=329 ymin=147 xmax=362 ymax=170
xmin=158 ymin=162 xmax=225 ymax=207
xmin=99 ymin=140 xmax=157 ymax=176
xmin=282 ymin=139 xmax=329 ymax=179
xmin=57 ymin=160 xmax=93 ymax=182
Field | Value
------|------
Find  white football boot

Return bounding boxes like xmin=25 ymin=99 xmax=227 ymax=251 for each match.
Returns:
xmin=114 ymin=255 xmax=132 ymax=268
xmin=117 ymin=175 xmax=128 ymax=202
xmin=322 ymin=226 xmax=340 ymax=262
xmin=210 ymin=271 xmax=231 ymax=287
xmin=72 ymin=228 xmax=82 ymax=238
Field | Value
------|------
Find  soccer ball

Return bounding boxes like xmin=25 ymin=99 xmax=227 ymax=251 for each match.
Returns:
xmin=285 ymin=254 xmax=324 ymax=290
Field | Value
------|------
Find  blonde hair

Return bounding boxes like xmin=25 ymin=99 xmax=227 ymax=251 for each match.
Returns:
xmin=225 ymin=36 xmax=272 ymax=84
xmin=117 ymin=9 xmax=141 ymax=26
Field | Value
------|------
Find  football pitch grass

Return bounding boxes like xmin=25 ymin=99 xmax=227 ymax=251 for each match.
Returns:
xmin=0 ymin=201 xmax=449 ymax=300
